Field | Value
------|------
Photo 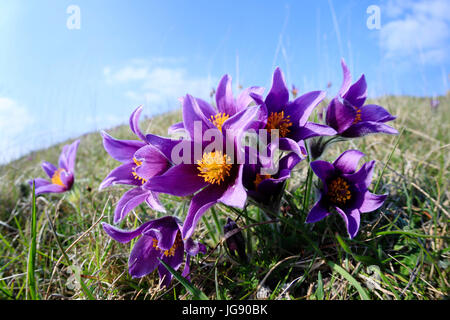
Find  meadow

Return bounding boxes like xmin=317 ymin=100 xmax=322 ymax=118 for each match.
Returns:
xmin=0 ymin=93 xmax=448 ymax=300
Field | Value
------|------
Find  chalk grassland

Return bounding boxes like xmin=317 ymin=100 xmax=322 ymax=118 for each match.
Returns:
xmin=0 ymin=94 xmax=448 ymax=300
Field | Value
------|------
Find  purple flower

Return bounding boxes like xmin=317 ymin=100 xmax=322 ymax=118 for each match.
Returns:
xmin=251 ymin=67 xmax=336 ymax=157
xmin=430 ymin=98 xmax=440 ymax=110
xmin=306 ymin=150 xmax=387 ymax=239
xmin=102 ymin=216 xmax=206 ymax=287
xmin=29 ymin=140 xmax=80 ymax=195
xmin=144 ymin=93 xmax=259 ymax=240
xmin=325 ymin=59 xmax=398 ymax=138
xmin=168 ymin=74 xmax=264 ymax=135
xmin=243 ymin=145 xmax=302 ymax=209
xmin=99 ymin=106 xmax=170 ymax=223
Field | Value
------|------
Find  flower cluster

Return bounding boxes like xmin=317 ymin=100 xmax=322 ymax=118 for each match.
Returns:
xmin=30 ymin=59 xmax=396 ymax=288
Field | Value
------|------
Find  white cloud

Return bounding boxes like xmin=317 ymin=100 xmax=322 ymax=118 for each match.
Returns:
xmin=103 ymin=58 xmax=215 ymax=110
xmin=380 ymin=0 xmax=450 ymax=64
xmin=0 ymin=97 xmax=34 ymax=163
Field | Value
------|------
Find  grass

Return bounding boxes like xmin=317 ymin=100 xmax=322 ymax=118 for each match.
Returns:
xmin=0 ymin=93 xmax=449 ymax=300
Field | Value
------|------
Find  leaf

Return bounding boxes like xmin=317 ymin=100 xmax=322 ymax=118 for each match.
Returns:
xmin=158 ymin=258 xmax=208 ymax=300
xmin=27 ymin=182 xmax=38 ymax=300
xmin=327 ymin=261 xmax=370 ymax=300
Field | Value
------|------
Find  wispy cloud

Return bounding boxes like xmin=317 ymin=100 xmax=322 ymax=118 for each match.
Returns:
xmin=0 ymin=97 xmax=34 ymax=163
xmin=380 ymin=0 xmax=450 ymax=64
xmin=103 ymin=58 xmax=215 ymax=112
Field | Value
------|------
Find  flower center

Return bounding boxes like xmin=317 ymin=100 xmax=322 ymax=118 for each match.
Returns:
xmin=253 ymin=173 xmax=272 ymax=190
xmin=266 ymin=111 xmax=292 ymax=137
xmin=197 ymin=151 xmax=232 ymax=185
xmin=353 ymin=107 xmax=362 ymax=124
xmin=210 ymin=113 xmax=230 ymax=131
xmin=152 ymin=232 xmax=183 ymax=257
xmin=327 ymin=177 xmax=352 ymax=205
xmin=131 ymin=157 xmax=147 ymax=184
xmin=51 ymin=168 xmax=67 ymax=187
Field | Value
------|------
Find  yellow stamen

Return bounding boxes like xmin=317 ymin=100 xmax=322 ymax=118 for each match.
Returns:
xmin=197 ymin=151 xmax=232 ymax=185
xmin=210 ymin=113 xmax=230 ymax=131
xmin=327 ymin=177 xmax=352 ymax=205
xmin=51 ymin=168 xmax=67 ymax=187
xmin=253 ymin=173 xmax=272 ymax=190
xmin=131 ymin=157 xmax=147 ymax=184
xmin=265 ymin=111 xmax=292 ymax=137
xmin=353 ymin=107 xmax=362 ymax=124
xmin=152 ymin=232 xmax=183 ymax=257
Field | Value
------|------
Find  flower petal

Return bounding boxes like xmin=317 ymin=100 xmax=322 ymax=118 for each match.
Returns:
xmin=341 ymin=121 xmax=398 ymax=138
xmin=102 ymin=220 xmax=154 ymax=243
xmin=128 ymin=235 xmax=161 ymax=278
xmin=236 ymin=86 xmax=265 ymax=110
xmin=129 ymin=106 xmax=147 ymax=142
xmin=168 ymin=121 xmax=185 ymax=135
xmin=183 ymin=94 xmax=214 ymax=140
xmin=143 ymin=164 xmax=207 ymax=197
xmin=286 ymin=90 xmax=326 ymax=127
xmin=335 ymin=207 xmax=360 ymax=239
xmin=215 ymin=74 xmax=238 ymax=115
xmin=41 ymin=161 xmax=57 ymax=179
xmin=35 ymin=183 xmax=66 ymax=195
xmin=64 ymin=140 xmax=80 ymax=173
xmin=182 ymin=185 xmax=223 ymax=240
xmin=113 ymin=187 xmax=150 ymax=224
xmin=310 ymin=160 xmax=335 ymax=184
xmin=338 ymin=59 xmax=352 ymax=97
xmin=219 ymin=165 xmax=247 ymax=208
xmin=342 ymin=74 xmax=367 ymax=108
xmin=325 ymin=98 xmax=356 ymax=133
xmin=333 ymin=150 xmax=365 ymax=174
xmin=344 ymin=160 xmax=375 ymax=190
xmin=99 ymin=162 xmax=137 ymax=190
xmin=101 ymin=131 xmax=146 ymax=163
xmin=360 ymin=104 xmax=396 ymax=123
xmin=359 ymin=191 xmax=387 ymax=213
xmin=134 ymin=145 xmax=170 ymax=180
xmin=306 ymin=196 xmax=331 ymax=223
xmin=292 ymin=122 xmax=337 ymax=141
xmin=265 ymin=67 xmax=289 ymax=113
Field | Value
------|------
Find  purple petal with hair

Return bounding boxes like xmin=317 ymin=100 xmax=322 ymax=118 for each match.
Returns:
xmin=143 ymin=164 xmax=207 ymax=197
xmin=129 ymin=235 xmax=161 ymax=278
xmin=342 ymin=121 xmax=398 ymax=138
xmin=342 ymin=74 xmax=367 ymax=108
xmin=101 ymin=131 xmax=146 ymax=163
xmin=101 ymin=221 xmax=154 ymax=243
xmin=114 ymin=187 xmax=151 ymax=224
xmin=182 ymin=185 xmax=223 ymax=240
xmin=216 ymin=74 xmax=237 ymax=115
xmin=359 ymin=191 xmax=387 ymax=213
xmin=286 ymin=90 xmax=326 ymax=127
xmin=338 ymin=59 xmax=352 ymax=97
xmin=265 ymin=67 xmax=289 ymax=113
xmin=168 ymin=121 xmax=185 ymax=135
xmin=360 ymin=105 xmax=397 ymax=123
xmin=333 ymin=150 xmax=365 ymax=174
xmin=326 ymin=98 xmax=356 ymax=133
xmin=129 ymin=106 xmax=147 ymax=142
xmin=310 ymin=160 xmax=335 ymax=184
xmin=292 ymin=122 xmax=337 ymax=141
xmin=41 ymin=162 xmax=57 ymax=179
xmin=306 ymin=196 xmax=331 ymax=223
xmin=336 ymin=207 xmax=361 ymax=239
xmin=236 ymin=86 xmax=265 ymax=110
xmin=99 ymin=162 xmax=137 ymax=190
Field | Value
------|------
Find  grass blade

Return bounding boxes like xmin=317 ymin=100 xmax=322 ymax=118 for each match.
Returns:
xmin=158 ymin=258 xmax=209 ymax=300
xmin=26 ymin=181 xmax=38 ymax=300
xmin=327 ymin=261 xmax=370 ymax=300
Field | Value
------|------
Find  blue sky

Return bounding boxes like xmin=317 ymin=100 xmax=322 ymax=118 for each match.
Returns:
xmin=0 ymin=0 xmax=449 ymax=163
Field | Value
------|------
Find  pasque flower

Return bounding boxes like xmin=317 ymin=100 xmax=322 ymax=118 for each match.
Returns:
xmin=99 ymin=106 xmax=169 ymax=223
xmin=29 ymin=139 xmax=80 ymax=195
xmin=306 ymin=150 xmax=387 ymax=238
xmin=144 ymin=93 xmax=259 ymax=240
xmin=250 ymin=67 xmax=336 ymax=157
xmin=325 ymin=59 xmax=398 ymax=138
xmin=102 ymin=216 xmax=206 ymax=287
xmin=168 ymin=74 xmax=264 ymax=135
xmin=243 ymin=144 xmax=302 ymax=209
